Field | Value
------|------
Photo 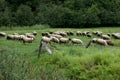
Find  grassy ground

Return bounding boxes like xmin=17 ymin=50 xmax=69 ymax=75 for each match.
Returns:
xmin=0 ymin=26 xmax=120 ymax=80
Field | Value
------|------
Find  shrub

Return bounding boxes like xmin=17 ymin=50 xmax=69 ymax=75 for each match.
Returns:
xmin=0 ymin=48 xmax=32 ymax=80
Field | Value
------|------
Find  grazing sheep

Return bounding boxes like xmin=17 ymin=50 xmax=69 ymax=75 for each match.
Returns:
xmin=52 ymin=34 xmax=63 ymax=39
xmin=41 ymin=36 xmax=52 ymax=43
xmin=59 ymin=32 xmax=67 ymax=37
xmin=41 ymin=32 xmax=49 ymax=36
xmin=107 ymin=33 xmax=111 ymax=36
xmin=22 ymin=37 xmax=34 ymax=43
xmin=96 ymin=31 xmax=103 ymax=36
xmin=26 ymin=34 xmax=35 ymax=40
xmin=71 ymin=38 xmax=83 ymax=45
xmin=19 ymin=35 xmax=26 ymax=40
xmin=112 ymin=33 xmax=120 ymax=39
xmin=32 ymin=31 xmax=37 ymax=36
xmin=92 ymin=31 xmax=97 ymax=35
xmin=59 ymin=37 xmax=70 ymax=43
xmin=92 ymin=31 xmax=102 ymax=36
xmin=87 ymin=33 xmax=92 ymax=38
xmin=51 ymin=37 xmax=59 ymax=43
xmin=66 ymin=31 xmax=74 ymax=36
xmin=106 ymin=40 xmax=114 ymax=46
xmin=14 ymin=34 xmax=21 ymax=40
xmin=76 ymin=31 xmax=82 ymax=36
xmin=92 ymin=38 xmax=108 ymax=46
xmin=49 ymin=32 xmax=53 ymax=34
xmin=0 ymin=32 xmax=6 ymax=37
xmin=101 ymin=35 xmax=110 ymax=40
xmin=6 ymin=35 xmax=15 ymax=40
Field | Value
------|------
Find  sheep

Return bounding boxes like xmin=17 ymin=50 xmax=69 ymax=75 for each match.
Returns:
xmin=26 ymin=34 xmax=35 ymax=40
xmin=59 ymin=37 xmax=70 ymax=43
xmin=52 ymin=34 xmax=63 ymax=39
xmin=32 ymin=31 xmax=37 ymax=36
xmin=59 ymin=32 xmax=67 ymax=37
xmin=0 ymin=32 xmax=6 ymax=37
xmin=91 ymin=38 xmax=108 ymax=46
xmin=96 ymin=31 xmax=103 ymax=36
xmin=14 ymin=34 xmax=21 ymax=40
xmin=71 ymin=38 xmax=83 ymax=45
xmin=101 ymin=35 xmax=110 ymax=40
xmin=51 ymin=37 xmax=59 ymax=43
xmin=6 ymin=35 xmax=15 ymax=40
xmin=112 ymin=33 xmax=120 ymax=39
xmin=86 ymin=38 xmax=114 ymax=48
xmin=92 ymin=31 xmax=102 ymax=36
xmin=49 ymin=32 xmax=53 ymax=34
xmin=66 ymin=31 xmax=74 ymax=36
xmin=76 ymin=31 xmax=82 ymax=36
xmin=41 ymin=36 xmax=52 ymax=43
xmin=22 ymin=37 xmax=34 ymax=44
xmin=92 ymin=31 xmax=97 ymax=35
xmin=106 ymin=40 xmax=114 ymax=46
xmin=87 ymin=33 xmax=92 ymax=38
xmin=19 ymin=35 xmax=26 ymax=40
xmin=107 ymin=33 xmax=111 ymax=37
xmin=41 ymin=32 xmax=49 ymax=36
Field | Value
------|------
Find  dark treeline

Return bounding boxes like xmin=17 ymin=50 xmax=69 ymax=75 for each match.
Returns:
xmin=0 ymin=0 xmax=120 ymax=28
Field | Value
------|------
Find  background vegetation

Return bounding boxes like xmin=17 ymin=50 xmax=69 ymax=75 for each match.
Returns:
xmin=0 ymin=0 xmax=120 ymax=28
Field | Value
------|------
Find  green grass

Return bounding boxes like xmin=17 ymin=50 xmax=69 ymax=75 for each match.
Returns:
xmin=0 ymin=26 xmax=120 ymax=80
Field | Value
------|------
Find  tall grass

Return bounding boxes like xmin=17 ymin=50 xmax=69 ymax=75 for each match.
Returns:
xmin=0 ymin=48 xmax=33 ymax=80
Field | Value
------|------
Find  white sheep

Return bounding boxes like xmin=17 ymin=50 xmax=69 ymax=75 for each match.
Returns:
xmin=66 ymin=31 xmax=74 ymax=36
xmin=6 ymin=35 xmax=15 ymax=40
xmin=59 ymin=37 xmax=70 ymax=43
xmin=0 ymin=32 xmax=6 ymax=37
xmin=106 ymin=40 xmax=114 ymax=46
xmin=76 ymin=31 xmax=82 ymax=36
xmin=22 ymin=37 xmax=34 ymax=43
xmin=71 ymin=38 xmax=83 ymax=45
xmin=32 ymin=31 xmax=37 ymax=36
xmin=51 ymin=37 xmax=59 ymax=43
xmin=14 ymin=34 xmax=21 ymax=40
xmin=41 ymin=32 xmax=49 ymax=36
xmin=26 ymin=34 xmax=35 ymax=40
xmin=112 ymin=33 xmax=120 ymax=39
xmin=41 ymin=36 xmax=52 ymax=43
xmin=101 ymin=35 xmax=110 ymax=40
xmin=92 ymin=38 xmax=108 ymax=46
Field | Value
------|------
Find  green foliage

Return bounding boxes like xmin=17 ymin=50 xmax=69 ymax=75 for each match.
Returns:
xmin=0 ymin=48 xmax=32 ymax=80
xmin=0 ymin=0 xmax=120 ymax=27
xmin=15 ymin=4 xmax=34 ymax=26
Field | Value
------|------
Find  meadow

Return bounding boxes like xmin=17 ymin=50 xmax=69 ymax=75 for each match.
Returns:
xmin=0 ymin=25 xmax=120 ymax=80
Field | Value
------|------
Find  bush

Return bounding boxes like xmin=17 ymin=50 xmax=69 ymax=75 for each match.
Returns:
xmin=0 ymin=48 xmax=32 ymax=80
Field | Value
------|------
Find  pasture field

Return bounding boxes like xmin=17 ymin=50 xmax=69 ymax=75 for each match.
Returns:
xmin=0 ymin=26 xmax=120 ymax=80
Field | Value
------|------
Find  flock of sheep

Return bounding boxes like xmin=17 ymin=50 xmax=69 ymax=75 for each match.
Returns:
xmin=0 ymin=30 xmax=120 ymax=47
xmin=41 ymin=31 xmax=120 ymax=48
xmin=0 ymin=31 xmax=37 ymax=44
